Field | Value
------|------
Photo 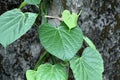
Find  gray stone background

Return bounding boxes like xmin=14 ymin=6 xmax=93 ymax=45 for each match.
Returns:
xmin=0 ymin=0 xmax=120 ymax=80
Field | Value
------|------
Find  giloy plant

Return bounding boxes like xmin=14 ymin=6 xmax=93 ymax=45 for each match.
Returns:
xmin=0 ymin=0 xmax=104 ymax=80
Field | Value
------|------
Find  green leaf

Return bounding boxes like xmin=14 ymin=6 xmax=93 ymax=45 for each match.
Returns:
xmin=83 ymin=36 xmax=96 ymax=49
xmin=62 ymin=10 xmax=79 ymax=30
xmin=24 ymin=0 xmax=41 ymax=4
xmin=0 ymin=9 xmax=38 ymax=48
xmin=39 ymin=23 xmax=83 ymax=61
xmin=36 ymin=63 xmax=68 ymax=80
xmin=70 ymin=47 xmax=104 ymax=80
xmin=26 ymin=70 xmax=36 ymax=80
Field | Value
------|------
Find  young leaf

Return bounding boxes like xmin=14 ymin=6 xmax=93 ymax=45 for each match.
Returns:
xmin=62 ymin=10 xmax=79 ymax=30
xmin=70 ymin=47 xmax=104 ymax=80
xmin=83 ymin=36 xmax=96 ymax=49
xmin=26 ymin=70 xmax=36 ymax=80
xmin=39 ymin=23 xmax=83 ymax=61
xmin=0 ymin=9 xmax=38 ymax=48
xmin=36 ymin=63 xmax=68 ymax=80
xmin=24 ymin=0 xmax=41 ymax=4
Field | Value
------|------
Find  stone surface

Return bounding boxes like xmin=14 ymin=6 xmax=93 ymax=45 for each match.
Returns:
xmin=0 ymin=0 xmax=120 ymax=80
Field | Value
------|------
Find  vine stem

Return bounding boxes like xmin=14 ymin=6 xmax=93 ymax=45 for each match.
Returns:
xmin=4 ymin=47 xmax=7 ymax=54
xmin=34 ymin=51 xmax=48 ymax=70
xmin=78 ymin=10 xmax=82 ymax=16
xmin=45 ymin=15 xmax=63 ymax=21
xmin=18 ymin=1 xmax=27 ymax=9
xmin=33 ymin=0 xmax=49 ymax=71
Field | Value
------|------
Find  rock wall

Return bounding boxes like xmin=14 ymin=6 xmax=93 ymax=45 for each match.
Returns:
xmin=0 ymin=0 xmax=120 ymax=80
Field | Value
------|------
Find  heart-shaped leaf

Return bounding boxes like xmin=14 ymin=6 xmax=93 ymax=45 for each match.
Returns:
xmin=25 ymin=0 xmax=41 ymax=4
xmin=36 ymin=63 xmax=68 ymax=80
xmin=39 ymin=23 xmax=83 ymax=61
xmin=0 ymin=9 xmax=38 ymax=48
xmin=70 ymin=47 xmax=104 ymax=80
xmin=26 ymin=70 xmax=36 ymax=80
xmin=62 ymin=10 xmax=79 ymax=30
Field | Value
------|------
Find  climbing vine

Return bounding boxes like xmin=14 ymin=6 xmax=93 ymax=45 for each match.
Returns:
xmin=0 ymin=0 xmax=104 ymax=80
